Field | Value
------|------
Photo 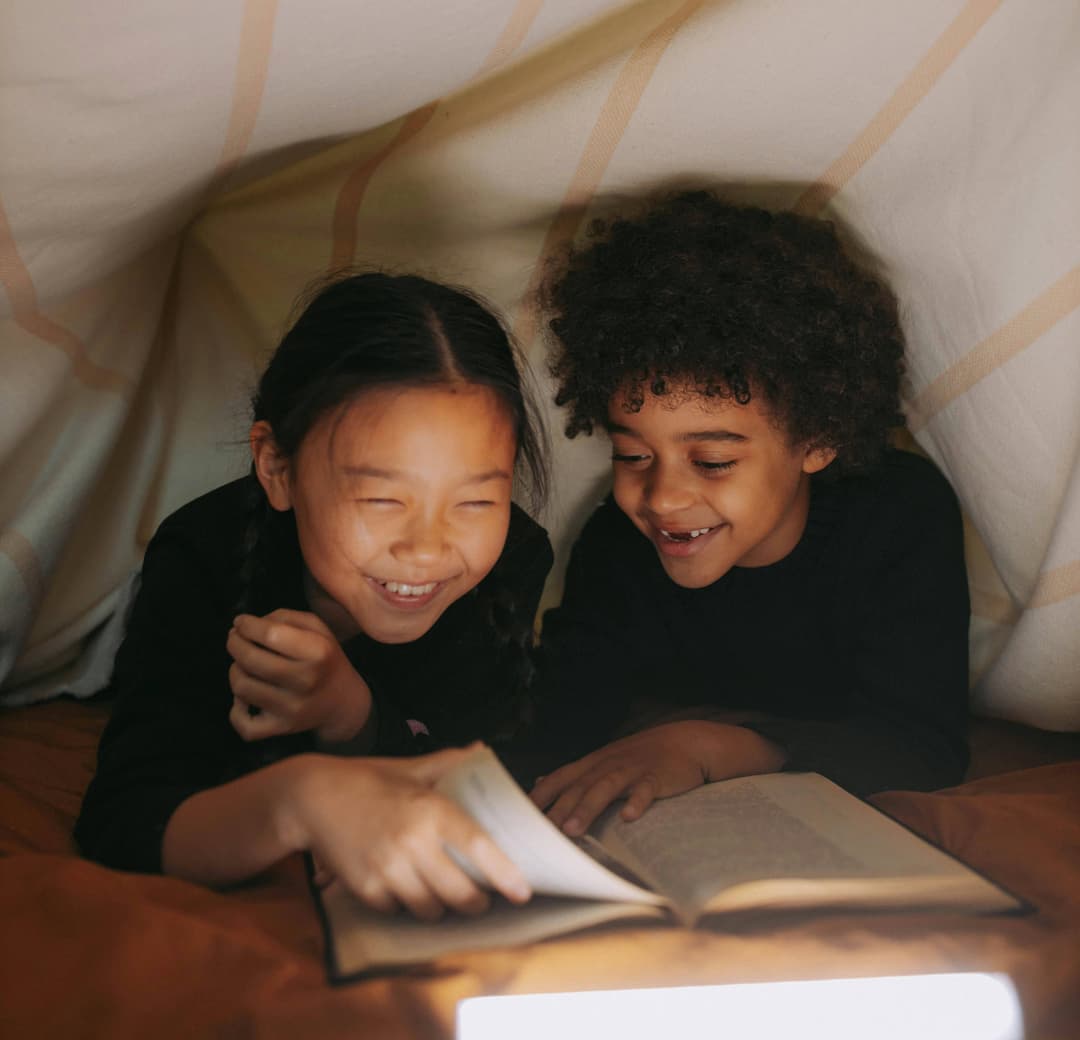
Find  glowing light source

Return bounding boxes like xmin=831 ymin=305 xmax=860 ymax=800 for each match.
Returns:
xmin=457 ymin=972 xmax=1022 ymax=1039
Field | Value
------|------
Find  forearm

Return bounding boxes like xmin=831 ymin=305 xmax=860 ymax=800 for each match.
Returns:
xmin=741 ymin=714 xmax=967 ymax=794
xmin=161 ymin=754 xmax=316 ymax=885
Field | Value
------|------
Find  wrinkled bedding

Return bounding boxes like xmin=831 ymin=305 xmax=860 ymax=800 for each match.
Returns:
xmin=2 ymin=699 xmax=1078 ymax=1039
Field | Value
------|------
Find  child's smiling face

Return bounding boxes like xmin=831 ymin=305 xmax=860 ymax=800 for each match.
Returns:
xmin=256 ymin=384 xmax=516 ymax=643
xmin=607 ymin=385 xmax=835 ymax=588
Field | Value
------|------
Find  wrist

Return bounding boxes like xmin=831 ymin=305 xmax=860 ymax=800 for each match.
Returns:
xmin=692 ymin=720 xmax=787 ymax=779
xmin=316 ymin=675 xmax=375 ymax=744
xmin=272 ymin=753 xmax=329 ymax=855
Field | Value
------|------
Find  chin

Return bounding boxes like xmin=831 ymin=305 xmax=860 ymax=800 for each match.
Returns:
xmin=361 ymin=622 xmax=431 ymax=645
xmin=359 ymin=607 xmax=448 ymax=645
xmin=661 ymin=559 xmax=731 ymax=590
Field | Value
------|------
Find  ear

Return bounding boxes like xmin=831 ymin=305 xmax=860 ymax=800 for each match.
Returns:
xmin=801 ymin=443 xmax=837 ymax=476
xmin=250 ymin=421 xmax=293 ymax=512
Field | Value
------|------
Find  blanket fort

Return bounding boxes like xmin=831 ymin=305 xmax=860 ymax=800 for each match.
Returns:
xmin=2 ymin=1 xmax=1079 ymax=738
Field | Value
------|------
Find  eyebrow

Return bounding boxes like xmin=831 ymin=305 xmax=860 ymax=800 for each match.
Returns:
xmin=342 ymin=465 xmax=512 ymax=484
xmin=606 ymin=422 xmax=748 ymax=444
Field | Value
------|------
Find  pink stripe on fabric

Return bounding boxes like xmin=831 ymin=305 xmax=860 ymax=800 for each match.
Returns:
xmin=328 ymin=0 xmax=546 ymax=271
xmin=0 ymin=196 xmax=131 ymax=395
xmin=329 ymin=104 xmax=440 ymax=272
xmin=972 ymin=557 xmax=1080 ymax=620
xmin=1030 ymin=559 xmax=1080 ymax=610
xmin=512 ymin=0 xmax=704 ymax=350
xmin=907 ymin=263 xmax=1080 ymax=432
xmin=0 ymin=1 xmax=278 ymax=393
xmin=969 ymin=588 xmax=1018 ymax=625
xmin=0 ymin=528 xmax=46 ymax=611
xmin=474 ymin=0 xmax=546 ymax=81
xmin=214 ymin=0 xmax=279 ymax=184
xmin=795 ymin=0 xmax=1003 ymax=218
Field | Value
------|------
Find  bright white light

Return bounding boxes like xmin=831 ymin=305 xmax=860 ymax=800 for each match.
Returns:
xmin=457 ymin=972 xmax=1023 ymax=1040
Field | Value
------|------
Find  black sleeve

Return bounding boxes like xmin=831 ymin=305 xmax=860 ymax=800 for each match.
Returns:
xmin=73 ymin=522 xmax=299 ymax=874
xmin=511 ymin=502 xmax=659 ymax=771
xmin=437 ymin=507 xmax=555 ymax=748
xmin=745 ymin=462 xmax=971 ymax=795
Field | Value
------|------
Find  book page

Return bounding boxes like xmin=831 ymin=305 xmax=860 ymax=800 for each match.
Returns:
xmin=435 ymin=747 xmax=665 ymax=906
xmin=322 ymin=885 xmax=667 ymax=978
xmin=593 ymin=772 xmax=1020 ymax=921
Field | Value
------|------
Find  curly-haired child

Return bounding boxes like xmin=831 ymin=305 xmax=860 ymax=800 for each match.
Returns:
xmin=526 ymin=190 xmax=970 ymax=836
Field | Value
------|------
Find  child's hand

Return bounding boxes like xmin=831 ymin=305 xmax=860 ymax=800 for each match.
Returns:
xmin=227 ymin=609 xmax=372 ymax=744
xmin=529 ymin=721 xmax=786 ymax=836
xmin=286 ymin=745 xmax=532 ymax=920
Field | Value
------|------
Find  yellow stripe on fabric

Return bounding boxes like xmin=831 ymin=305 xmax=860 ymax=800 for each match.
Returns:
xmin=0 ymin=529 xmax=46 ymax=610
xmin=328 ymin=0 xmax=546 ymax=271
xmin=1030 ymin=559 xmax=1080 ymax=609
xmin=216 ymin=0 xmax=279 ymax=181
xmin=794 ymin=0 xmax=1003 ymax=218
xmin=0 ymin=196 xmax=132 ymax=395
xmin=512 ymin=0 xmax=704 ymax=349
xmin=908 ymin=263 xmax=1080 ymax=432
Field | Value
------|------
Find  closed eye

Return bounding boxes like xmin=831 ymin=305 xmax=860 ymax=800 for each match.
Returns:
xmin=694 ymin=460 xmax=736 ymax=472
xmin=359 ymin=498 xmax=404 ymax=506
xmin=612 ymin=453 xmax=650 ymax=464
xmin=459 ymin=500 xmax=497 ymax=508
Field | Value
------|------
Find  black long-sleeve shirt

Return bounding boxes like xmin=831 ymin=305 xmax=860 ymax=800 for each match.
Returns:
xmin=75 ymin=477 xmax=552 ymax=873
xmin=526 ymin=450 xmax=970 ymax=795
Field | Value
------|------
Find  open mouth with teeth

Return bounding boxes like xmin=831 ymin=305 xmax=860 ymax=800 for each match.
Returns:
xmin=369 ymin=576 xmax=443 ymax=607
xmin=651 ymin=522 xmax=723 ymax=557
xmin=377 ymin=579 xmax=438 ymax=596
xmin=659 ymin=527 xmax=715 ymax=542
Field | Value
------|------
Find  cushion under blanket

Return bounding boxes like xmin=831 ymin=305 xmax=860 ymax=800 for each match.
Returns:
xmin=1 ymin=699 xmax=1078 ymax=1039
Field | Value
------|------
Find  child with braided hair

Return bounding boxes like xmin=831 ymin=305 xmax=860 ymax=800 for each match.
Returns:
xmin=77 ymin=272 xmax=552 ymax=920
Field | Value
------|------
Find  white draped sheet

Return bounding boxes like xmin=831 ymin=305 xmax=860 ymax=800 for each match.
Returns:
xmin=1 ymin=0 xmax=1077 ymax=727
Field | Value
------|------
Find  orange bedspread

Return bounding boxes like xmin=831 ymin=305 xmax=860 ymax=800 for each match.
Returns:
xmin=2 ymin=699 xmax=1079 ymax=1039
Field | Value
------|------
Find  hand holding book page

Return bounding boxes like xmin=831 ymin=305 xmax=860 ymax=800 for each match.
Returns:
xmin=317 ymin=746 xmax=1023 ymax=979
xmin=432 ymin=747 xmax=666 ymax=905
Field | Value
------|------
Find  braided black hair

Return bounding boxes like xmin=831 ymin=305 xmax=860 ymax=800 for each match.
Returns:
xmin=235 ymin=272 xmax=549 ymax=728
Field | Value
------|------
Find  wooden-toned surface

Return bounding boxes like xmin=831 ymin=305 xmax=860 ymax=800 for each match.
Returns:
xmin=2 ymin=699 xmax=1078 ymax=1039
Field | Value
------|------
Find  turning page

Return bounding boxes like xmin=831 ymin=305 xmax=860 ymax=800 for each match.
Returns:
xmin=319 ymin=747 xmax=668 ymax=978
xmin=433 ymin=746 xmax=664 ymax=905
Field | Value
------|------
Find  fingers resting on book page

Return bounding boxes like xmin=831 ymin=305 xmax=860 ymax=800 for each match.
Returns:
xmin=288 ymin=747 xmax=532 ymax=920
xmin=529 ymin=721 xmax=786 ymax=836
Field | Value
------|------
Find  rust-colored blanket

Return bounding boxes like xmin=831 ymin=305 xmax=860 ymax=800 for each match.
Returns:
xmin=2 ymin=699 xmax=1078 ymax=1039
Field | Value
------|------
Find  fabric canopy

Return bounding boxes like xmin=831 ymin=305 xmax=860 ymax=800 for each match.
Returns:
xmin=2 ymin=0 xmax=1078 ymax=728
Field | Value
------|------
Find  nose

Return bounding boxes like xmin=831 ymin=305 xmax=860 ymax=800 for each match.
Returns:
xmin=391 ymin=511 xmax=449 ymax=567
xmin=642 ymin=460 xmax=695 ymax=516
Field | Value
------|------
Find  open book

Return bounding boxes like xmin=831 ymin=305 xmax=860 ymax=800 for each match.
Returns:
xmin=318 ymin=747 xmax=1023 ymax=979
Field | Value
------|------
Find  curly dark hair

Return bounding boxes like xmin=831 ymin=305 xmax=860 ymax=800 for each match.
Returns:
xmin=541 ymin=190 xmax=905 ymax=475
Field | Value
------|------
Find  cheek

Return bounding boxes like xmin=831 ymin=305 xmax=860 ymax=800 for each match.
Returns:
xmin=463 ymin=508 xmax=512 ymax=573
xmin=302 ymin=507 xmax=379 ymax=565
xmin=611 ymin=471 xmax=642 ymax=514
